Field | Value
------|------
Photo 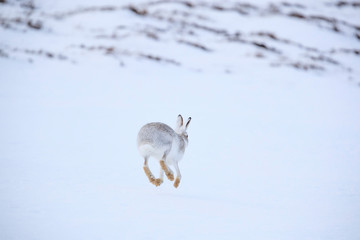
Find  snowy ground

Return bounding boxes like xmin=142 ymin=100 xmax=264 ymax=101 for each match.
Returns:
xmin=1 ymin=0 xmax=360 ymax=239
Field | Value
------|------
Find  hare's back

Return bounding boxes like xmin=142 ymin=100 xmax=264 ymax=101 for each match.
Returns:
xmin=137 ymin=122 xmax=175 ymax=149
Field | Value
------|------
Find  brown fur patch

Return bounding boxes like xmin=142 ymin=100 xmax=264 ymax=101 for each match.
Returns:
xmin=143 ymin=165 xmax=154 ymax=180
xmin=174 ymin=177 xmax=180 ymax=188
xmin=160 ymin=160 xmax=174 ymax=181
xmin=153 ymin=178 xmax=163 ymax=186
xmin=143 ymin=166 xmax=163 ymax=186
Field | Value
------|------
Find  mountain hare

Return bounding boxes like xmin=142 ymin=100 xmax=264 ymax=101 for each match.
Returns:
xmin=137 ymin=115 xmax=191 ymax=188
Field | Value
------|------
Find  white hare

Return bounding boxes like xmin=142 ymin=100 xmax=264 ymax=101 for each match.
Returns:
xmin=137 ymin=115 xmax=191 ymax=188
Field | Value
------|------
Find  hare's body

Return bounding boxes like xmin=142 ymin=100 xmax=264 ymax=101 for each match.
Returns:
xmin=137 ymin=115 xmax=191 ymax=188
xmin=138 ymin=123 xmax=185 ymax=165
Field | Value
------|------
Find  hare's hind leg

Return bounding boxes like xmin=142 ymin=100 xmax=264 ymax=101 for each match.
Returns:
xmin=143 ymin=157 xmax=162 ymax=187
xmin=160 ymin=154 xmax=174 ymax=181
xmin=160 ymin=160 xmax=174 ymax=181
xmin=158 ymin=168 xmax=164 ymax=185
xmin=173 ymin=162 xmax=181 ymax=188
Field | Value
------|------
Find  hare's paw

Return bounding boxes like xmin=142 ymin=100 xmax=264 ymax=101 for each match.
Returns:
xmin=147 ymin=175 xmax=163 ymax=187
xmin=143 ymin=166 xmax=154 ymax=178
xmin=144 ymin=166 xmax=157 ymax=182
xmin=173 ymin=177 xmax=180 ymax=188
xmin=160 ymin=161 xmax=174 ymax=181
xmin=165 ymin=171 xmax=174 ymax=181
xmin=154 ymin=178 xmax=163 ymax=187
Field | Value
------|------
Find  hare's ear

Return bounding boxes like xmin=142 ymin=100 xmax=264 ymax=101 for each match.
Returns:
xmin=185 ymin=117 xmax=191 ymax=129
xmin=177 ymin=114 xmax=183 ymax=128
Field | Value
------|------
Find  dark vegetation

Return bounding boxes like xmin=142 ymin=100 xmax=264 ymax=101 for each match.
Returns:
xmin=1 ymin=0 xmax=359 ymax=75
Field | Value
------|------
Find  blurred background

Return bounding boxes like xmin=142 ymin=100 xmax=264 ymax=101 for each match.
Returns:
xmin=1 ymin=0 xmax=360 ymax=239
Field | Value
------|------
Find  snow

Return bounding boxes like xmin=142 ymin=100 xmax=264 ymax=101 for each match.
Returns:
xmin=1 ymin=0 xmax=360 ymax=239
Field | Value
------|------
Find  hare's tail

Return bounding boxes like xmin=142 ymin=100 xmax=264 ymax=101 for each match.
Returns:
xmin=138 ymin=144 xmax=154 ymax=158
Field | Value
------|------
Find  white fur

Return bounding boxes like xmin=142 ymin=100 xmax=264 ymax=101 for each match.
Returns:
xmin=137 ymin=115 xmax=191 ymax=187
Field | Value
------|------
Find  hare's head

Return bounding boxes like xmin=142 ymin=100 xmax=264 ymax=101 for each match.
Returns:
xmin=175 ymin=114 xmax=191 ymax=141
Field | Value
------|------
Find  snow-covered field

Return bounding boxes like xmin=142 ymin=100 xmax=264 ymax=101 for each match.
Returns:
xmin=1 ymin=0 xmax=360 ymax=239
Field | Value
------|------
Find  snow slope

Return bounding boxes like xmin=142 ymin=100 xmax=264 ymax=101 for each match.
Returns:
xmin=1 ymin=0 xmax=360 ymax=239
